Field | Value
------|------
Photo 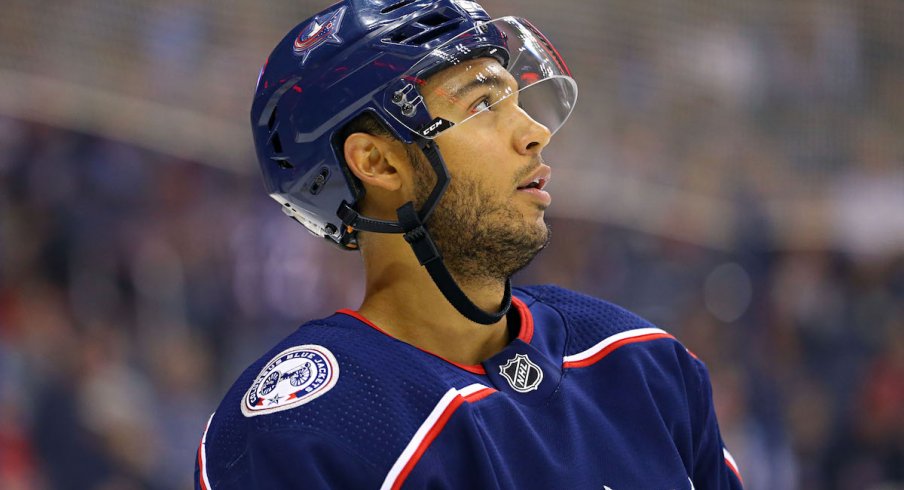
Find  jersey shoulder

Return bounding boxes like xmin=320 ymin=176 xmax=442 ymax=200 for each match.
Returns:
xmin=199 ymin=313 xmax=468 ymax=488
xmin=517 ymin=284 xmax=675 ymax=357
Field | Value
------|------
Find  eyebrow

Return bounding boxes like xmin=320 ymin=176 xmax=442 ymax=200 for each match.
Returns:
xmin=448 ymin=73 xmax=506 ymax=102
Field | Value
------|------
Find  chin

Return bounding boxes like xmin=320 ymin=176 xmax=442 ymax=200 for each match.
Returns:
xmin=530 ymin=213 xmax=549 ymax=236
xmin=526 ymin=221 xmax=552 ymax=253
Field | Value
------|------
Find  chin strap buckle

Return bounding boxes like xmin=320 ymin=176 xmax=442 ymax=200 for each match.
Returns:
xmin=398 ymin=202 xmax=441 ymax=266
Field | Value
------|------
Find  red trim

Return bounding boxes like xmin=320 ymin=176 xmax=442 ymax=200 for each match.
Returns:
xmin=686 ymin=348 xmax=700 ymax=361
xmin=337 ymin=308 xmax=386 ymax=334
xmin=725 ymin=457 xmax=744 ymax=484
xmin=511 ymin=296 xmax=534 ymax=343
xmin=197 ymin=438 xmax=209 ymax=490
xmin=443 ymin=358 xmax=486 ymax=374
xmin=392 ymin=396 xmax=466 ymax=490
xmin=563 ymin=333 xmax=675 ymax=369
xmin=196 ymin=442 xmax=207 ymax=490
xmin=462 ymin=387 xmax=496 ymax=403
xmin=337 ymin=297 xmax=534 ymax=375
xmin=197 ymin=414 xmax=214 ymax=490
xmin=391 ymin=387 xmax=494 ymax=489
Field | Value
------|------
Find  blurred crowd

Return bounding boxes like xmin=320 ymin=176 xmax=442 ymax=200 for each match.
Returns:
xmin=0 ymin=0 xmax=902 ymax=489
xmin=0 ymin=116 xmax=366 ymax=489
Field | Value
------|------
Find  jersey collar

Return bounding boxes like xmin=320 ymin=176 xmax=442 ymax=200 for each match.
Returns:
xmin=336 ymin=296 xmax=534 ymax=375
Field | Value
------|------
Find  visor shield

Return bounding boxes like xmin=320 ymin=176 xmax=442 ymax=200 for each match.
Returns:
xmin=383 ymin=17 xmax=578 ymax=139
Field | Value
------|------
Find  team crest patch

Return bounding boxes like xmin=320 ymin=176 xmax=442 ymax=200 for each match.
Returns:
xmin=292 ymin=6 xmax=347 ymax=64
xmin=241 ymin=345 xmax=339 ymax=417
xmin=499 ymin=354 xmax=543 ymax=393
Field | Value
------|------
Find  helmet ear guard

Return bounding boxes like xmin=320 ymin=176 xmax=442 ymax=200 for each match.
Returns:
xmin=251 ymin=1 xmax=576 ymax=325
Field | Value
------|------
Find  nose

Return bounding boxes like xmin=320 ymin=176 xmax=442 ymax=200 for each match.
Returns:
xmin=514 ymin=108 xmax=552 ymax=155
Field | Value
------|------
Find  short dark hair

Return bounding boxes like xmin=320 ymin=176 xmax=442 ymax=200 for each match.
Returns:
xmin=337 ymin=111 xmax=393 ymax=143
xmin=336 ymin=111 xmax=428 ymax=177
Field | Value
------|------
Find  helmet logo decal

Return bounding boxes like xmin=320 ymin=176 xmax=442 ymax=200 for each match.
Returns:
xmin=293 ymin=6 xmax=347 ymax=64
xmin=420 ymin=117 xmax=454 ymax=138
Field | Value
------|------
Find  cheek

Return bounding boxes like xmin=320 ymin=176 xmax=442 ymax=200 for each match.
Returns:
xmin=438 ymin=127 xmax=515 ymax=190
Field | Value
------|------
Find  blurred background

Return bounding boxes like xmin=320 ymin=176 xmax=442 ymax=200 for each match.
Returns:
xmin=0 ymin=0 xmax=901 ymax=488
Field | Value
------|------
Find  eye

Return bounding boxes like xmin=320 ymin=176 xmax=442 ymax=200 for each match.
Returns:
xmin=470 ymin=97 xmax=492 ymax=115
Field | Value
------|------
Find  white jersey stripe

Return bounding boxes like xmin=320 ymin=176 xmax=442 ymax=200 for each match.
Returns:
xmin=563 ymin=327 xmax=670 ymax=364
xmin=381 ymin=384 xmax=492 ymax=490
xmin=199 ymin=412 xmax=215 ymax=490
xmin=381 ymin=388 xmax=460 ymax=490
xmin=458 ymin=383 xmax=491 ymax=398
xmin=723 ymin=447 xmax=741 ymax=474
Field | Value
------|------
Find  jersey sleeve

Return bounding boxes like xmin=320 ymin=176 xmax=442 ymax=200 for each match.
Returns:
xmin=196 ymin=428 xmax=383 ymax=489
xmin=689 ymin=358 xmax=744 ymax=489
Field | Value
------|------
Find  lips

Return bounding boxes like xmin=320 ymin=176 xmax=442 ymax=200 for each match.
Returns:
xmin=517 ymin=164 xmax=551 ymax=191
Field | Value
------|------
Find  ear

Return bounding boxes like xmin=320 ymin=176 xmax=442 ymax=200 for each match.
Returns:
xmin=344 ymin=133 xmax=403 ymax=192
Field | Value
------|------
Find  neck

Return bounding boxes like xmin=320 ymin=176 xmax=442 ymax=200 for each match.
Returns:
xmin=356 ymin=232 xmax=511 ymax=366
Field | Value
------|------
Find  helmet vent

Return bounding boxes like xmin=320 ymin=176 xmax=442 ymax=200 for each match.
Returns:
xmin=380 ymin=0 xmax=417 ymax=14
xmin=270 ymin=131 xmax=283 ymax=153
xmin=385 ymin=24 xmax=425 ymax=44
xmin=383 ymin=8 xmax=462 ymax=46
xmin=417 ymin=12 xmax=452 ymax=27
xmin=267 ymin=106 xmax=278 ymax=130
xmin=309 ymin=167 xmax=330 ymax=195
xmin=406 ymin=21 xmax=461 ymax=45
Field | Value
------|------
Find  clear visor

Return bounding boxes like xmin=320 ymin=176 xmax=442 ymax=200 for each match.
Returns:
xmin=383 ymin=17 xmax=578 ymax=139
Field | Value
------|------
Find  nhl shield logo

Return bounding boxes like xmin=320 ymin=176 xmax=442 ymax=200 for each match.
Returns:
xmin=241 ymin=345 xmax=339 ymax=417
xmin=499 ymin=354 xmax=543 ymax=393
xmin=292 ymin=6 xmax=347 ymax=64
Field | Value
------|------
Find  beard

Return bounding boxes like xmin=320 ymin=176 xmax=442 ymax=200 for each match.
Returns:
xmin=408 ymin=146 xmax=550 ymax=284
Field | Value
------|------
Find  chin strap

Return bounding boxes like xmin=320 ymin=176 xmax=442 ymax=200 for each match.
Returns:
xmin=338 ymin=138 xmax=512 ymax=325
xmin=396 ymin=201 xmax=512 ymax=325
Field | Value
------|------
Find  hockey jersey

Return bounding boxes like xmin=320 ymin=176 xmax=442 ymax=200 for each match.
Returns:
xmin=196 ymin=285 xmax=744 ymax=489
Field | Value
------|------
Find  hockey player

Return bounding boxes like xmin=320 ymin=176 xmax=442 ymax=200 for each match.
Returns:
xmin=197 ymin=0 xmax=744 ymax=488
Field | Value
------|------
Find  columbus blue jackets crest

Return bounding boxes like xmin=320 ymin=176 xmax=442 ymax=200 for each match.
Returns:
xmin=241 ymin=344 xmax=339 ymax=417
xmin=293 ymin=6 xmax=347 ymax=64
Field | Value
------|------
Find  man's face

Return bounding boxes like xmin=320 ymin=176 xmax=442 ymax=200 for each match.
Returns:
xmin=410 ymin=57 xmax=554 ymax=283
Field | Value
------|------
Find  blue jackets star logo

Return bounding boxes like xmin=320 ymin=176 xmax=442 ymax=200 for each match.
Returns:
xmin=293 ymin=6 xmax=347 ymax=64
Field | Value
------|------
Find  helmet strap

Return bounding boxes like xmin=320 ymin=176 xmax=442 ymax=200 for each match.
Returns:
xmin=337 ymin=138 xmax=512 ymax=325
xmin=396 ymin=199 xmax=512 ymax=325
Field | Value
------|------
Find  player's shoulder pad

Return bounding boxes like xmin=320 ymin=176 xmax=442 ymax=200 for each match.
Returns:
xmin=516 ymin=285 xmax=684 ymax=360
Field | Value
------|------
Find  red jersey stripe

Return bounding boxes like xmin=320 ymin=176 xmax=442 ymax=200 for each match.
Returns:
xmin=381 ymin=384 xmax=494 ymax=490
xmin=392 ymin=395 xmax=465 ymax=490
xmin=723 ymin=448 xmax=743 ymax=484
xmin=563 ymin=328 xmax=675 ymax=369
xmin=197 ymin=413 xmax=214 ymax=490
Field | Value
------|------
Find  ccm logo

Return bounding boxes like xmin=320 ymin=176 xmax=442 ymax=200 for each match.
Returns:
xmin=421 ymin=118 xmax=452 ymax=137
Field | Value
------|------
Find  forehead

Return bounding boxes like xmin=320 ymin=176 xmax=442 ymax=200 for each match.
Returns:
xmin=421 ymin=57 xmax=513 ymax=104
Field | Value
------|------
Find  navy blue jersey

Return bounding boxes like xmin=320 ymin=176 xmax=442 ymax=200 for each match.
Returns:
xmin=196 ymin=286 xmax=743 ymax=489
